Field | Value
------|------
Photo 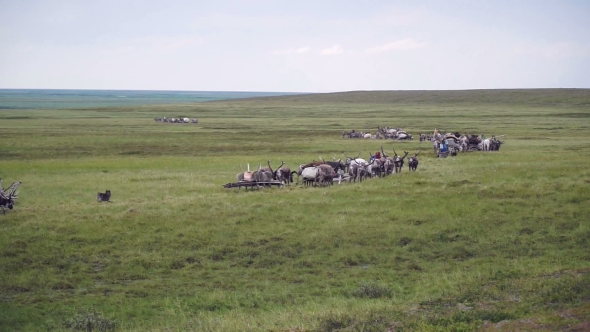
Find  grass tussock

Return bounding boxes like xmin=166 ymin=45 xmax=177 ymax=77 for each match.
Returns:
xmin=349 ymin=282 xmax=394 ymax=299
xmin=64 ymin=310 xmax=116 ymax=332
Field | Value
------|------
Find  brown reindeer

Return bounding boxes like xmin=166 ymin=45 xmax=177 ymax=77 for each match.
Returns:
xmin=316 ymin=164 xmax=336 ymax=186
xmin=274 ymin=161 xmax=293 ymax=184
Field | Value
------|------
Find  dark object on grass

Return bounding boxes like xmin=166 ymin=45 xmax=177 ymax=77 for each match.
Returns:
xmin=97 ymin=190 xmax=111 ymax=202
xmin=408 ymin=150 xmax=421 ymax=172
xmin=392 ymin=148 xmax=408 ymax=173
xmin=0 ymin=179 xmax=21 ymax=214
xmin=490 ymin=136 xmax=505 ymax=151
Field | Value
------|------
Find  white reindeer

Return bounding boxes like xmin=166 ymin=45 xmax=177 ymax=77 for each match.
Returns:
xmin=482 ymin=138 xmax=491 ymax=151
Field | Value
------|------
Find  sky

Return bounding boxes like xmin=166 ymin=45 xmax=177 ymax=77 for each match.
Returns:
xmin=1 ymin=0 xmax=589 ymax=92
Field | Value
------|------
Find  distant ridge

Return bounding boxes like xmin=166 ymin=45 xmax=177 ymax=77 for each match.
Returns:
xmin=222 ymin=88 xmax=590 ymax=107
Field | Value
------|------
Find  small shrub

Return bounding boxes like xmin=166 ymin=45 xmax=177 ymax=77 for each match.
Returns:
xmin=317 ymin=312 xmax=395 ymax=332
xmin=169 ymin=260 xmax=185 ymax=270
xmin=452 ymin=246 xmax=474 ymax=261
xmin=419 ymin=297 xmax=454 ymax=308
xmin=317 ymin=313 xmax=353 ymax=331
xmin=185 ymin=256 xmax=201 ymax=264
xmin=429 ymin=310 xmax=514 ymax=327
xmin=350 ymin=282 xmax=393 ymax=299
xmin=518 ymin=227 xmax=534 ymax=235
xmin=398 ymin=237 xmax=412 ymax=246
xmin=539 ymin=274 xmax=590 ymax=305
xmin=64 ymin=310 xmax=116 ymax=331
xmin=316 ymin=310 xmax=404 ymax=332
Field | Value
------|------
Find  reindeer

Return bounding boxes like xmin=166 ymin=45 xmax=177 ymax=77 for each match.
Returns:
xmin=248 ymin=163 xmax=274 ymax=188
xmin=0 ymin=179 xmax=21 ymax=214
xmin=378 ymin=146 xmax=394 ymax=176
xmin=346 ymin=157 xmax=372 ymax=183
xmin=348 ymin=162 xmax=361 ymax=183
xmin=274 ymin=162 xmax=293 ymax=185
xmin=300 ymin=167 xmax=320 ymax=186
xmin=363 ymin=158 xmax=379 ymax=180
xmin=490 ymin=136 xmax=505 ymax=151
xmin=392 ymin=148 xmax=409 ymax=173
xmin=316 ymin=164 xmax=336 ymax=186
xmin=319 ymin=156 xmax=346 ymax=174
xmin=344 ymin=152 xmax=367 ymax=173
xmin=356 ymin=162 xmax=370 ymax=182
xmin=408 ymin=150 xmax=421 ymax=172
xmin=294 ymin=157 xmax=344 ymax=185
xmin=294 ymin=161 xmax=324 ymax=184
xmin=459 ymin=135 xmax=468 ymax=152
xmin=236 ymin=161 xmax=274 ymax=183
xmin=237 ymin=160 xmax=281 ymax=184
xmin=371 ymin=156 xmax=384 ymax=177
xmin=346 ymin=131 xmax=363 ymax=138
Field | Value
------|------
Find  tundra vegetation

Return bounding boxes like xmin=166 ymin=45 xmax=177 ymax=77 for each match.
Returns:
xmin=0 ymin=89 xmax=589 ymax=331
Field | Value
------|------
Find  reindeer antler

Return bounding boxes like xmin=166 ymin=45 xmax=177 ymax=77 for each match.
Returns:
xmin=415 ymin=150 xmax=421 ymax=157
xmin=355 ymin=152 xmax=361 ymax=159
xmin=392 ymin=147 xmax=398 ymax=156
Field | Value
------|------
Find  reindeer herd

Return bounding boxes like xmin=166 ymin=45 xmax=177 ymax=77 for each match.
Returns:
xmin=154 ymin=117 xmax=198 ymax=124
xmin=342 ymin=127 xmax=413 ymax=140
xmin=229 ymin=146 xmax=421 ymax=189
xmin=228 ymin=130 xmax=505 ymax=189
xmin=417 ymin=131 xmax=505 ymax=158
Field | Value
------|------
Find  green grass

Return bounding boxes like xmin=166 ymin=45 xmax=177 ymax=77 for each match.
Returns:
xmin=1 ymin=89 xmax=589 ymax=331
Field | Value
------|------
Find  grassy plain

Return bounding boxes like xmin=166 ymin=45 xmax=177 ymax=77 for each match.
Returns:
xmin=1 ymin=89 xmax=589 ymax=331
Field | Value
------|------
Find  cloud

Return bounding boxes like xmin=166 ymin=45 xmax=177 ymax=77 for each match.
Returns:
xmin=272 ymin=46 xmax=310 ymax=55
xmin=365 ymin=39 xmax=426 ymax=53
xmin=320 ymin=44 xmax=344 ymax=55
